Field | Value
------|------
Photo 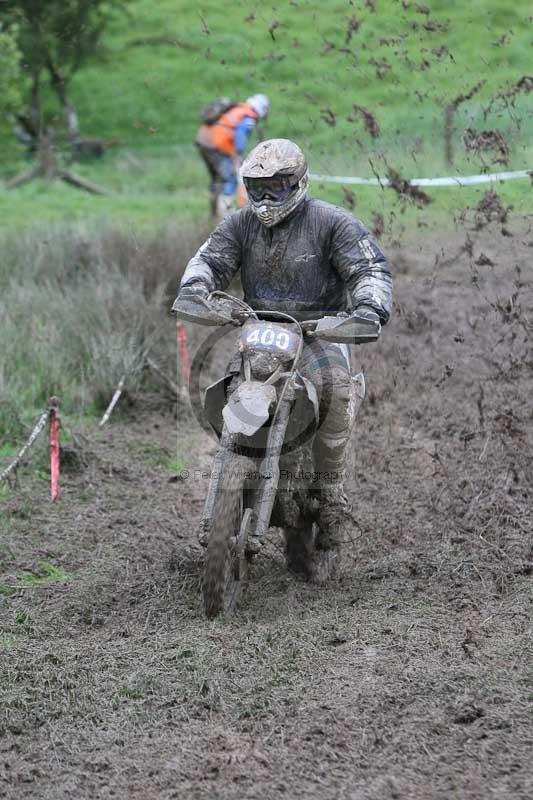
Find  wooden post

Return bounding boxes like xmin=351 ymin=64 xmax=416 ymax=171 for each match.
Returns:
xmin=98 ymin=375 xmax=126 ymax=427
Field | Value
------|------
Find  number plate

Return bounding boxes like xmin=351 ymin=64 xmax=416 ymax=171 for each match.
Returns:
xmin=239 ymin=322 xmax=300 ymax=358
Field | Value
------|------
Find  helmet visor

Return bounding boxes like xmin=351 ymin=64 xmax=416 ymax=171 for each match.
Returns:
xmin=244 ymin=175 xmax=295 ymax=203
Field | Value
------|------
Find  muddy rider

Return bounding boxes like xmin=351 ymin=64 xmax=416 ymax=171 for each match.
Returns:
xmin=176 ymin=139 xmax=393 ymax=550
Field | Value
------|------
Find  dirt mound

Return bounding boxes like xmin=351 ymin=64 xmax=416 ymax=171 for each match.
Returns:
xmin=1 ymin=225 xmax=532 ymax=799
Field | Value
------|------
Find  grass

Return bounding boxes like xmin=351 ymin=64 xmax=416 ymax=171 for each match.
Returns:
xmin=0 ymin=0 xmax=530 ymax=229
xmin=117 ymin=685 xmax=145 ymax=701
xmin=166 ymin=454 xmax=188 ymax=476
xmin=0 ymin=176 xmax=529 ymax=453
xmin=125 ymin=439 xmax=189 ymax=478
xmin=0 ymin=562 xmax=71 ymax=597
xmin=0 ymin=0 xmax=530 ymax=462
xmin=0 ymin=224 xmax=206 ymax=448
xmin=49 ymin=0 xmax=533 ymax=152
xmin=0 ymin=148 xmax=530 ymax=236
xmin=13 ymin=561 xmax=71 ymax=588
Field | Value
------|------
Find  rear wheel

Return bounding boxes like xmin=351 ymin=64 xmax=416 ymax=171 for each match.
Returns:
xmin=202 ymin=462 xmax=252 ymax=618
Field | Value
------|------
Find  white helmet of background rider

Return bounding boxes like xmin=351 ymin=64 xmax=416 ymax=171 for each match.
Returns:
xmin=241 ymin=138 xmax=309 ymax=227
xmin=245 ymin=94 xmax=270 ymax=119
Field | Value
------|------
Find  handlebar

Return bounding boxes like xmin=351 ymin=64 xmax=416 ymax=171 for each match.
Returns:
xmin=229 ymin=310 xmax=325 ymax=330
xmin=173 ymin=294 xmax=380 ymax=344
xmin=228 ymin=310 xmax=380 ymax=344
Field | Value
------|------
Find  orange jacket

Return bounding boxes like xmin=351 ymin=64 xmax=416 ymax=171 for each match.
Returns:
xmin=196 ymin=103 xmax=258 ymax=155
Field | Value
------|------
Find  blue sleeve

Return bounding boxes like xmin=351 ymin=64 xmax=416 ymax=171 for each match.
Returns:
xmin=234 ymin=116 xmax=256 ymax=154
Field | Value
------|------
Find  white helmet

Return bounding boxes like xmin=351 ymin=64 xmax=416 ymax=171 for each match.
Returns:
xmin=241 ymin=139 xmax=308 ymax=227
xmin=246 ymin=94 xmax=270 ymax=119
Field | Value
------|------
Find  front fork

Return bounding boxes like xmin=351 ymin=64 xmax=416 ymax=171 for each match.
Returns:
xmin=201 ymin=383 xmax=294 ymax=543
xmin=200 ymin=430 xmax=237 ymax=537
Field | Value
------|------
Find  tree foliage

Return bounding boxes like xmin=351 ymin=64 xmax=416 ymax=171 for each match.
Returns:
xmin=2 ymin=1 xmax=128 ymax=80
xmin=0 ymin=23 xmax=22 ymax=120
xmin=0 ymin=1 xmax=130 ymax=136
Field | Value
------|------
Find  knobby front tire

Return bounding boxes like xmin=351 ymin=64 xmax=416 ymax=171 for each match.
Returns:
xmin=202 ymin=455 xmax=250 ymax=618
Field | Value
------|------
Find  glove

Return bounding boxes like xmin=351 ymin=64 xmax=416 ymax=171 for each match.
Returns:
xmin=352 ymin=305 xmax=380 ymax=324
xmin=179 ymin=283 xmax=209 ymax=300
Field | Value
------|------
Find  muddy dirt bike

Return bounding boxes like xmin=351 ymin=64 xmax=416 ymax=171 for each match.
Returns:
xmin=173 ymin=290 xmax=380 ymax=617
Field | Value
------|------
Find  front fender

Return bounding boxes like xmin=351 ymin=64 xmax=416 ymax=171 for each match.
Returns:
xmin=204 ymin=374 xmax=234 ymax=436
xmin=222 ymin=381 xmax=277 ymax=437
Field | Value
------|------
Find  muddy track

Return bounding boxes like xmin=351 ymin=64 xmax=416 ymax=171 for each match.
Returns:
xmin=1 ymin=223 xmax=532 ymax=799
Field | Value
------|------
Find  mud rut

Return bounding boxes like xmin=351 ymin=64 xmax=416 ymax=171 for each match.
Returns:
xmin=1 ymin=224 xmax=532 ymax=799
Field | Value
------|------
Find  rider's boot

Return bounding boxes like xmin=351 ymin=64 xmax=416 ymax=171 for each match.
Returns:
xmin=315 ymin=482 xmax=350 ymax=551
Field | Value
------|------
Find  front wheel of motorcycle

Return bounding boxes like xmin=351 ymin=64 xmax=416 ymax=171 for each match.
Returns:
xmin=202 ymin=460 xmax=252 ymax=618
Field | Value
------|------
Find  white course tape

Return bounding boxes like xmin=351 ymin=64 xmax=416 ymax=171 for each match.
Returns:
xmin=309 ymin=169 xmax=531 ymax=187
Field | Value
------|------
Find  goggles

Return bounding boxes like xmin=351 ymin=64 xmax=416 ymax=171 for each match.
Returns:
xmin=244 ymin=175 xmax=296 ymax=203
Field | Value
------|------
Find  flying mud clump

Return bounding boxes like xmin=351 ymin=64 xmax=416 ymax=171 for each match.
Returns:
xmin=386 ymin=167 xmax=433 ymax=208
xmin=462 ymin=128 xmax=510 ymax=166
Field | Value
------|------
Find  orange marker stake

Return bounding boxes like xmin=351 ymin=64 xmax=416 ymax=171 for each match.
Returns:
xmin=177 ymin=322 xmax=191 ymax=385
xmin=49 ymin=397 xmax=61 ymax=502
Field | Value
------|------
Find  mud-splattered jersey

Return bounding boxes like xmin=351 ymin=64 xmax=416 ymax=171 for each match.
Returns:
xmin=180 ymin=198 xmax=393 ymax=322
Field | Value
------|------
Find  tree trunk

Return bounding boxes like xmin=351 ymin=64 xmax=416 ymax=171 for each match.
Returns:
xmin=59 ymin=170 xmax=110 ymax=196
xmin=46 ymin=58 xmax=80 ymax=138
xmin=63 ymin=103 xmax=80 ymax=138
xmin=38 ymin=135 xmax=58 ymax=178
xmin=13 ymin=70 xmax=44 ymax=152
xmin=5 ymin=164 xmax=42 ymax=190
xmin=29 ymin=71 xmax=43 ymax=138
xmin=6 ymin=134 xmax=109 ymax=196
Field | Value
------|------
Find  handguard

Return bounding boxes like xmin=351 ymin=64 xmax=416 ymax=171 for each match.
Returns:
xmin=171 ymin=293 xmax=233 ymax=326
xmin=312 ymin=314 xmax=381 ymax=345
